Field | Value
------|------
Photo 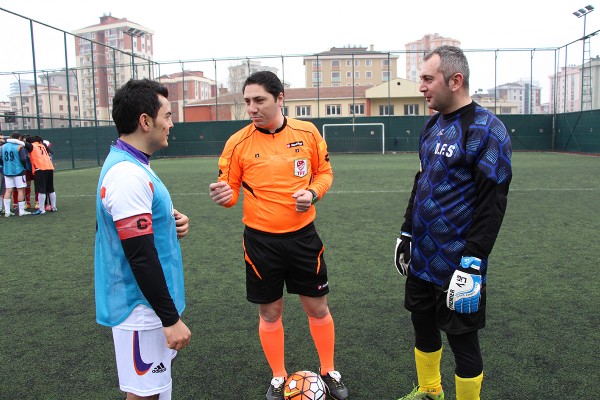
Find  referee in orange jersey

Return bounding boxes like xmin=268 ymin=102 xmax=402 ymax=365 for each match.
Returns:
xmin=209 ymin=71 xmax=348 ymax=400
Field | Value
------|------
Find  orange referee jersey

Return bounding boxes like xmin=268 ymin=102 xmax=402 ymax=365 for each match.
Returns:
xmin=218 ymin=117 xmax=333 ymax=234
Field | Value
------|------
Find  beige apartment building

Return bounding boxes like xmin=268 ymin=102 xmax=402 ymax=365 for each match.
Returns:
xmin=184 ymin=78 xmax=428 ymax=121
xmin=8 ymin=85 xmax=79 ymax=130
xmin=405 ymin=33 xmax=461 ymax=82
xmin=303 ymin=46 xmax=398 ymax=88
xmin=366 ymin=78 xmax=428 ymax=116
xmin=72 ymin=14 xmax=154 ymax=126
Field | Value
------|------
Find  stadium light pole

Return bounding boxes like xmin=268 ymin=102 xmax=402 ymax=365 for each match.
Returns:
xmin=124 ymin=27 xmax=145 ymax=79
xmin=573 ymin=5 xmax=594 ymax=111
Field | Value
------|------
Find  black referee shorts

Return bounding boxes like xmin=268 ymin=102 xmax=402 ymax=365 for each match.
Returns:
xmin=243 ymin=223 xmax=330 ymax=304
xmin=404 ymin=272 xmax=486 ymax=334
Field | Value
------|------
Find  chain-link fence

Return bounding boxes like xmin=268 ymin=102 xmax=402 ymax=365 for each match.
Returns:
xmin=1 ymin=6 xmax=599 ymax=166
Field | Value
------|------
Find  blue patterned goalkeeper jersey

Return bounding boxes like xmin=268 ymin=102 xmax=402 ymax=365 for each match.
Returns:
xmin=407 ymin=102 xmax=512 ymax=286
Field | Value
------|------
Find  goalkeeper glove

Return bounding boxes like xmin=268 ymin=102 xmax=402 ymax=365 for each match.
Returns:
xmin=394 ymin=232 xmax=412 ymax=276
xmin=445 ymin=256 xmax=482 ymax=314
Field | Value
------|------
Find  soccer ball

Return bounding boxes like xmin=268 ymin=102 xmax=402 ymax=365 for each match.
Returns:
xmin=283 ymin=370 xmax=326 ymax=400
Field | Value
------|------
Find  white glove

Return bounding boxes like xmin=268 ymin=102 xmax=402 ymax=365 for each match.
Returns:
xmin=394 ymin=232 xmax=412 ymax=276
xmin=446 ymin=256 xmax=482 ymax=314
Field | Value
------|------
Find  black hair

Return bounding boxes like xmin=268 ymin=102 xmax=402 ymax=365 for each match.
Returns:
xmin=111 ymin=79 xmax=169 ymax=135
xmin=243 ymin=71 xmax=284 ymax=100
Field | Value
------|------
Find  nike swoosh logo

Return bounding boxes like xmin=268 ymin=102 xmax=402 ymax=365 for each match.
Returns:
xmin=284 ymin=390 xmax=300 ymax=397
xmin=133 ymin=330 xmax=153 ymax=375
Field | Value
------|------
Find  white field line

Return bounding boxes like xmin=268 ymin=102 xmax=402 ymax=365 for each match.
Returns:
xmin=61 ymin=187 xmax=600 ymax=198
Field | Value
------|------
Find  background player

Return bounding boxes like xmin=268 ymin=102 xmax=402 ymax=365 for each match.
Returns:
xmin=394 ymin=46 xmax=512 ymax=400
xmin=95 ymin=79 xmax=191 ymax=400
xmin=28 ymin=135 xmax=57 ymax=214
xmin=1 ymin=132 xmax=31 ymax=216
xmin=209 ymin=71 xmax=348 ymax=400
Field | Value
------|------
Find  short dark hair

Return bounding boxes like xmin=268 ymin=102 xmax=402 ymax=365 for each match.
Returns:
xmin=424 ymin=45 xmax=470 ymax=89
xmin=243 ymin=71 xmax=283 ymax=100
xmin=112 ymin=79 xmax=169 ymax=135
xmin=10 ymin=132 xmax=20 ymax=139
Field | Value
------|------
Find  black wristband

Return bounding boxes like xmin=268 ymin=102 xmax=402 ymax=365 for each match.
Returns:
xmin=308 ymin=189 xmax=318 ymax=204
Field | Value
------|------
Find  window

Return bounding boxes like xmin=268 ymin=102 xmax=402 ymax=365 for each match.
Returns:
xmin=331 ymin=71 xmax=341 ymax=82
xmin=312 ymin=60 xmax=322 ymax=68
xmin=382 ymin=71 xmax=390 ymax=81
xmin=296 ymin=105 xmax=311 ymax=117
xmin=346 ymin=71 xmax=352 ymax=78
xmin=349 ymin=104 xmax=365 ymax=115
xmin=331 ymin=60 xmax=340 ymax=68
xmin=366 ymin=60 xmax=372 ymax=67
xmin=381 ymin=59 xmax=390 ymax=67
xmin=354 ymin=71 xmax=360 ymax=78
xmin=312 ymin=72 xmax=322 ymax=83
xmin=282 ymin=106 xmax=288 ymax=116
xmin=346 ymin=60 xmax=352 ymax=66
xmin=326 ymin=105 xmax=341 ymax=116
xmin=379 ymin=105 xmax=394 ymax=115
xmin=404 ymin=104 xmax=419 ymax=115
xmin=59 ymin=105 xmax=64 ymax=111
xmin=354 ymin=60 xmax=360 ymax=67
xmin=366 ymin=71 xmax=373 ymax=78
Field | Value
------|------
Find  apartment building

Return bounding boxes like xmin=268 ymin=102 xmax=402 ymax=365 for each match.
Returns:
xmin=72 ymin=14 xmax=154 ymax=126
xmin=487 ymin=79 xmax=543 ymax=114
xmin=303 ymin=45 xmax=398 ymax=88
xmin=228 ymin=61 xmax=278 ymax=94
xmin=183 ymin=78 xmax=427 ymax=122
xmin=158 ymin=71 xmax=217 ymax=123
xmin=8 ymin=84 xmax=79 ymax=130
xmin=366 ymin=78 xmax=427 ymax=116
xmin=1 ymin=101 xmax=13 ymax=132
xmin=549 ymin=57 xmax=600 ymax=113
xmin=405 ymin=33 xmax=461 ymax=82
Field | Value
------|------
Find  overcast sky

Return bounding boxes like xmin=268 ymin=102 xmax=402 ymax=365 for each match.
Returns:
xmin=0 ymin=0 xmax=598 ymax=102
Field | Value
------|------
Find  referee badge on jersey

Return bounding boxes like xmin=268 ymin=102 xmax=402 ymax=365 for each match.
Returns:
xmin=294 ymin=158 xmax=308 ymax=177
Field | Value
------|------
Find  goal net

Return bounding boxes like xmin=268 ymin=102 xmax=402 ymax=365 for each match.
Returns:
xmin=322 ymin=123 xmax=385 ymax=154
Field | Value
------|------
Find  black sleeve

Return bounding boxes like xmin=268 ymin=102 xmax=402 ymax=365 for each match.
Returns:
xmin=121 ymin=234 xmax=180 ymax=327
xmin=463 ymin=167 xmax=511 ymax=259
xmin=400 ymin=171 xmax=420 ymax=234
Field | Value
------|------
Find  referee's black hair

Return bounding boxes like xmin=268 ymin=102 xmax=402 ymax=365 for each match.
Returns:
xmin=243 ymin=71 xmax=284 ymax=100
xmin=112 ymin=79 xmax=169 ymax=135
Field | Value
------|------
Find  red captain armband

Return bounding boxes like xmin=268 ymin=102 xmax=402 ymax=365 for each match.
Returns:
xmin=115 ymin=214 xmax=153 ymax=240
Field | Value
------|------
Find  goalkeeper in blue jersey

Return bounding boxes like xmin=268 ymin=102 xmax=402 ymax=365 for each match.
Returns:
xmin=394 ymin=46 xmax=512 ymax=400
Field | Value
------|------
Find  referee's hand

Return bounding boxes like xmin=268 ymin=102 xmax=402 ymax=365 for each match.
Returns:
xmin=292 ymin=190 xmax=313 ymax=212
xmin=209 ymin=181 xmax=233 ymax=206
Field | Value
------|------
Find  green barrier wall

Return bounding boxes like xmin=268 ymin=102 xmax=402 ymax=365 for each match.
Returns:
xmin=34 ymin=112 xmax=599 ymax=171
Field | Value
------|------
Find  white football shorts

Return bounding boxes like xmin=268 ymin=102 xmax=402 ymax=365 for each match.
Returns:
xmin=4 ymin=175 xmax=27 ymax=189
xmin=112 ymin=327 xmax=177 ymax=398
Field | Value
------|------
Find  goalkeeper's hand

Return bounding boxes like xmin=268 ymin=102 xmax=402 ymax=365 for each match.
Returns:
xmin=394 ymin=232 xmax=412 ymax=276
xmin=445 ymin=256 xmax=482 ymax=314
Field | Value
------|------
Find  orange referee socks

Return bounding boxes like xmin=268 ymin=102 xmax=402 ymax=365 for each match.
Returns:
xmin=259 ymin=315 xmax=287 ymax=378
xmin=308 ymin=313 xmax=335 ymax=375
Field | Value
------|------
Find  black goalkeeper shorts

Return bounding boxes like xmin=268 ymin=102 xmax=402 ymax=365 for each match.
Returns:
xmin=243 ymin=223 xmax=330 ymax=304
xmin=404 ymin=272 xmax=486 ymax=334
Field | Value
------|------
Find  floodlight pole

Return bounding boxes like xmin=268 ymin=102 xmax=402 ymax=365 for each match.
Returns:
xmin=573 ymin=5 xmax=594 ymax=111
xmin=124 ymin=28 xmax=145 ymax=80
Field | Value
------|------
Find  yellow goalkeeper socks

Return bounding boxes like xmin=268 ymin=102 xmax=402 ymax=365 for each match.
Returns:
xmin=455 ymin=372 xmax=483 ymax=400
xmin=414 ymin=347 xmax=443 ymax=392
